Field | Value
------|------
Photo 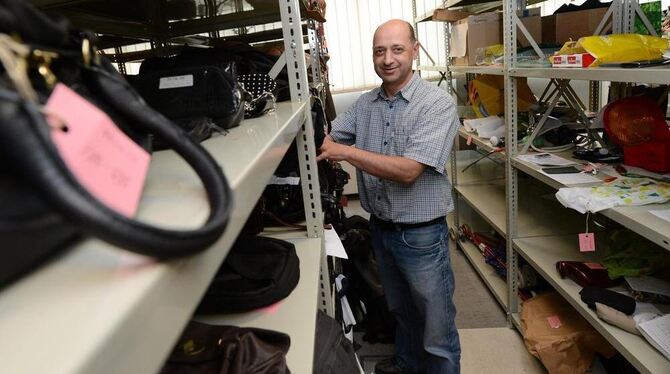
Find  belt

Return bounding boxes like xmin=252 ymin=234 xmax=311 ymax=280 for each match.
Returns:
xmin=371 ymin=215 xmax=445 ymax=231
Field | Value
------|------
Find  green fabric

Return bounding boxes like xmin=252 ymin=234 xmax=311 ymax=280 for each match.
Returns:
xmin=603 ymin=229 xmax=670 ymax=281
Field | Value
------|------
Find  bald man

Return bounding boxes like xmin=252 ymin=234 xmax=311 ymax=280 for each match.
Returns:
xmin=317 ymin=20 xmax=461 ymax=374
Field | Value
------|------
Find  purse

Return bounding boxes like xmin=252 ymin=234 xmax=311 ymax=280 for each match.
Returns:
xmin=161 ymin=321 xmax=291 ymax=374
xmin=0 ymin=0 xmax=233 ymax=287
xmin=556 ymin=261 xmax=618 ymax=288
xmin=134 ymin=46 xmax=246 ymax=130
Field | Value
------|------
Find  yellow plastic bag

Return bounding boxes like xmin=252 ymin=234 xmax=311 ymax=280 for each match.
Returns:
xmin=469 ymin=75 xmax=536 ymax=117
xmin=578 ymin=34 xmax=669 ymax=67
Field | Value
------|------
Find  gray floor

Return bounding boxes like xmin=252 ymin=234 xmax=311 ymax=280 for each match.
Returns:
xmin=343 ymin=199 xmax=511 ymax=373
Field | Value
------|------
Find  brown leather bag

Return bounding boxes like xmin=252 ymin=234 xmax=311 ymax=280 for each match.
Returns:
xmin=161 ymin=321 xmax=291 ymax=374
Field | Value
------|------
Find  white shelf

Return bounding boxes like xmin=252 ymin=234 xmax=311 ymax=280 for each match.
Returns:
xmin=457 ymin=239 xmax=508 ymax=309
xmin=512 ymin=154 xmax=670 ymax=252
xmin=451 ymin=149 xmax=505 ymax=185
xmin=451 ymin=66 xmax=504 ymax=75
xmin=0 ymin=102 xmax=308 ymax=374
xmin=510 ymin=67 xmax=670 ymax=84
xmin=455 ymin=181 xmax=587 ymax=239
xmin=458 ymin=127 xmax=500 ymax=154
xmin=195 ymin=236 xmax=321 ymax=374
xmin=514 ymin=235 xmax=670 ymax=374
xmin=414 ymin=10 xmax=436 ymax=23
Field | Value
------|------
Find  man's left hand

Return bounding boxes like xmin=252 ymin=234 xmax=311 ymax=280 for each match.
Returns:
xmin=316 ymin=136 xmax=351 ymax=162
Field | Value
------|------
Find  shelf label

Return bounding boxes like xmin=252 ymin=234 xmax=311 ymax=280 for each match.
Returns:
xmin=584 ymin=262 xmax=605 ymax=270
xmin=47 ymin=83 xmax=150 ymax=217
xmin=159 ymin=74 xmax=194 ymax=89
xmin=547 ymin=315 xmax=562 ymax=329
xmin=579 ymin=233 xmax=596 ymax=252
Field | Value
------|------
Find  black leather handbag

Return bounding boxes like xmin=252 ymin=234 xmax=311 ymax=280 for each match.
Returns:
xmin=134 ymin=46 xmax=246 ymax=130
xmin=0 ymin=0 xmax=233 ymax=287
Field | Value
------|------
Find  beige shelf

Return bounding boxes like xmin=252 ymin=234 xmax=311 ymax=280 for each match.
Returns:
xmin=0 ymin=102 xmax=308 ymax=374
xmin=512 ymin=154 xmax=670 ymax=252
xmin=514 ymin=235 xmax=670 ymax=374
xmin=457 ymin=238 xmax=508 ymax=309
xmin=455 ymin=180 xmax=587 ymax=239
xmin=458 ymin=127 xmax=501 ymax=154
xmin=195 ymin=236 xmax=321 ymax=374
xmin=451 ymin=149 xmax=505 ymax=186
xmin=510 ymin=67 xmax=670 ymax=85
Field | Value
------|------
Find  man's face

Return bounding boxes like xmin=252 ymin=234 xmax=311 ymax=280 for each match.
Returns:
xmin=372 ymin=23 xmax=418 ymax=88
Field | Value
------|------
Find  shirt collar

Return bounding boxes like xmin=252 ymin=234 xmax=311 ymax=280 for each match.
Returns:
xmin=371 ymin=72 xmax=420 ymax=103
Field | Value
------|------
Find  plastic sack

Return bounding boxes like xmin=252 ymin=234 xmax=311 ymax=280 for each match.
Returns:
xmin=475 ymin=44 xmax=504 ymax=66
xmin=468 ymin=75 xmax=537 ymax=117
xmin=521 ymin=292 xmax=616 ymax=374
xmin=578 ymin=34 xmax=669 ymax=66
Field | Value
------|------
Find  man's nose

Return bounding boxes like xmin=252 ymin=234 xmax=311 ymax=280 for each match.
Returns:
xmin=383 ymin=50 xmax=393 ymax=64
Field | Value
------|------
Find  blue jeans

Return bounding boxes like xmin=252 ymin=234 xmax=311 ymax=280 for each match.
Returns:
xmin=370 ymin=218 xmax=461 ymax=374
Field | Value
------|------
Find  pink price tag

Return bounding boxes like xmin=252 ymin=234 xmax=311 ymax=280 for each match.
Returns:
xmin=47 ymin=83 xmax=150 ymax=217
xmin=547 ymin=315 xmax=562 ymax=329
xmin=578 ymin=233 xmax=596 ymax=252
xmin=584 ymin=262 xmax=605 ymax=270
xmin=258 ymin=301 xmax=282 ymax=314
xmin=466 ymin=135 xmax=473 ymax=145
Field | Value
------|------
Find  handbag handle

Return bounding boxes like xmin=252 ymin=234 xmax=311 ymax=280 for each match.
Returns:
xmin=0 ymin=54 xmax=234 ymax=259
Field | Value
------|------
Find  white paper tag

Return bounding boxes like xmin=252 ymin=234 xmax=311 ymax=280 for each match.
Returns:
xmin=269 ymin=176 xmax=300 ymax=185
xmin=159 ymin=75 xmax=194 ymax=89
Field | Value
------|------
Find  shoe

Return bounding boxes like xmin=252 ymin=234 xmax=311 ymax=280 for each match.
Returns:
xmin=374 ymin=357 xmax=425 ymax=374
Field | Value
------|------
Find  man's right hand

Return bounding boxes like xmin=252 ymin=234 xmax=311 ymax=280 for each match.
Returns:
xmin=316 ymin=136 xmax=351 ymax=162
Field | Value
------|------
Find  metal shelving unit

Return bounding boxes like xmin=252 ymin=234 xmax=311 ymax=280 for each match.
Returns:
xmin=0 ymin=1 xmax=330 ymax=373
xmin=504 ymin=1 xmax=670 ymax=372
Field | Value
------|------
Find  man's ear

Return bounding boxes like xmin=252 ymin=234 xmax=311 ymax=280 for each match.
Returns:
xmin=412 ymin=41 xmax=420 ymax=59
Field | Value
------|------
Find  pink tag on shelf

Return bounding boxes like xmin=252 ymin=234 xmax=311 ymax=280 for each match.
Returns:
xmin=466 ymin=135 xmax=473 ymax=145
xmin=47 ymin=83 xmax=150 ymax=217
xmin=579 ymin=233 xmax=596 ymax=252
xmin=547 ymin=315 xmax=562 ymax=329
xmin=584 ymin=262 xmax=606 ymax=270
xmin=258 ymin=301 xmax=282 ymax=314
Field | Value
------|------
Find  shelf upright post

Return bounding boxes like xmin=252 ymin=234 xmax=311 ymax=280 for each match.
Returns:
xmin=444 ymin=0 xmax=461 ymax=240
xmin=412 ymin=0 xmax=421 ymax=76
xmin=504 ymin=0 xmax=520 ymax=321
xmin=307 ymin=19 xmax=325 ymax=103
xmin=278 ymin=0 xmax=333 ymax=316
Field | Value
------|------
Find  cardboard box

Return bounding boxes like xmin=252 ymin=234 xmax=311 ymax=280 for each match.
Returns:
xmin=542 ymin=7 xmax=609 ymax=44
xmin=551 ymin=53 xmax=596 ymax=67
xmin=450 ymin=11 xmax=542 ymax=66
xmin=432 ymin=9 xmax=472 ymax=22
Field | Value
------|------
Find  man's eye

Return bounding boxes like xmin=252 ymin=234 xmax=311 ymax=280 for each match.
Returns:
xmin=393 ymin=48 xmax=404 ymax=53
xmin=374 ymin=50 xmax=384 ymax=55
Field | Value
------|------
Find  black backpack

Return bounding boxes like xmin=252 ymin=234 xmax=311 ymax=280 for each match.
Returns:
xmin=196 ymin=236 xmax=300 ymax=314
xmin=313 ymin=310 xmax=361 ymax=374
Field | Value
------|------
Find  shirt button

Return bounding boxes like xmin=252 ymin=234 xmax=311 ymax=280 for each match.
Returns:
xmin=383 ymin=141 xmax=388 ymax=146
xmin=385 ymin=122 xmax=390 ymax=126
xmin=377 ymin=195 xmax=381 ymax=200
xmin=389 ymin=104 xmax=394 ymax=109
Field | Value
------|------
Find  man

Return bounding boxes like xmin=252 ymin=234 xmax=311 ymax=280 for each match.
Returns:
xmin=316 ymin=19 xmax=461 ymax=374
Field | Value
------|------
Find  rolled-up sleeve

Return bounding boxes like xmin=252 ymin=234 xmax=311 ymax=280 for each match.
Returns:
xmin=402 ymin=97 xmax=459 ymax=175
xmin=329 ymin=99 xmax=358 ymax=146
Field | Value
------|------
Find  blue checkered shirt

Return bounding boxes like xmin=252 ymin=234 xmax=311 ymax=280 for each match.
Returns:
xmin=331 ymin=73 xmax=459 ymax=224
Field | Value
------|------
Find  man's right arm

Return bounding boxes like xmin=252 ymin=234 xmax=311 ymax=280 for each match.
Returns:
xmin=328 ymin=99 xmax=358 ymax=146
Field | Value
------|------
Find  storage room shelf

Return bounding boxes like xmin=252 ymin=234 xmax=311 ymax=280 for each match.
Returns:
xmin=196 ymin=236 xmax=321 ymax=374
xmin=455 ymin=181 xmax=587 ymax=239
xmin=415 ymin=10 xmax=437 ymax=23
xmin=510 ymin=67 xmax=670 ymax=84
xmin=458 ymin=127 xmax=500 ymax=154
xmin=451 ymin=66 xmax=504 ymax=75
xmin=512 ymin=154 xmax=670 ymax=252
xmin=514 ymin=235 xmax=670 ymax=374
xmin=0 ymin=102 xmax=308 ymax=374
xmin=457 ymin=238 xmax=508 ymax=309
xmin=451 ymin=149 xmax=505 ymax=185
xmin=32 ymin=0 xmax=323 ymax=40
